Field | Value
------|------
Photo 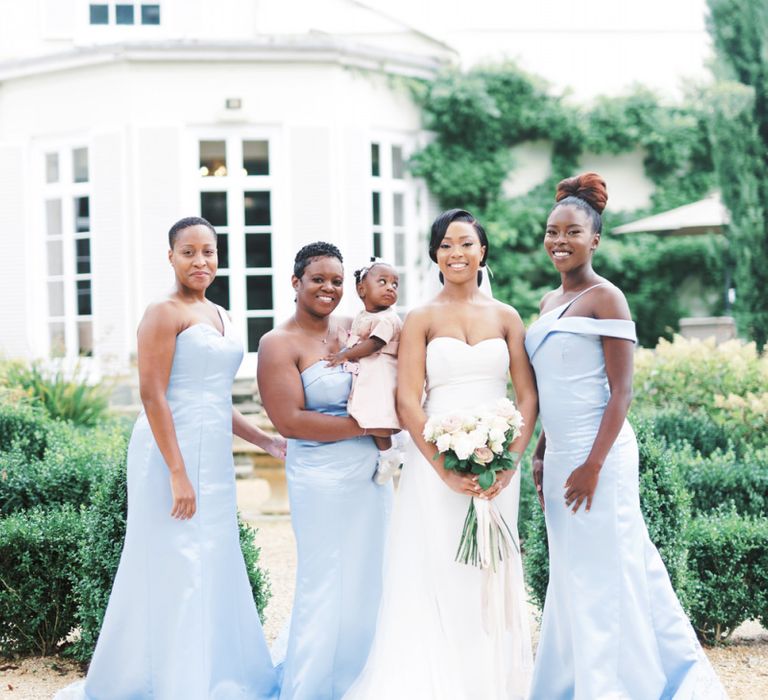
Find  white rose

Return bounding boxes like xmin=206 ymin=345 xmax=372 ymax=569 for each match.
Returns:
xmin=435 ymin=432 xmax=453 ymax=453
xmin=490 ymin=415 xmax=509 ymax=433
xmin=489 ymin=440 xmax=505 ymax=454
xmin=451 ymin=432 xmax=475 ymax=461
xmin=468 ymin=428 xmax=489 ymax=451
xmin=489 ymin=428 xmax=506 ymax=445
xmin=495 ymin=398 xmax=517 ymax=418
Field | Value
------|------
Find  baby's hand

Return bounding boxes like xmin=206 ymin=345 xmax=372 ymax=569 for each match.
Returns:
xmin=323 ymin=350 xmax=347 ymax=368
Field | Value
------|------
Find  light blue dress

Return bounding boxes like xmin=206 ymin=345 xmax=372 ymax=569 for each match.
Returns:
xmin=56 ymin=311 xmax=279 ymax=700
xmin=525 ymin=285 xmax=726 ymax=700
xmin=278 ymin=361 xmax=392 ymax=700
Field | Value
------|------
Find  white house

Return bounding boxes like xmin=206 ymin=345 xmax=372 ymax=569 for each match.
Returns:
xmin=0 ymin=0 xmax=454 ymax=375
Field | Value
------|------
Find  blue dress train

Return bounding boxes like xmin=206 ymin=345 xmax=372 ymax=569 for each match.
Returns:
xmin=525 ymin=286 xmax=727 ymax=700
xmin=56 ymin=312 xmax=279 ymax=700
xmin=278 ymin=361 xmax=392 ymax=700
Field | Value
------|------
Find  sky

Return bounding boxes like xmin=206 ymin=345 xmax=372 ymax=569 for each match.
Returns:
xmin=361 ymin=0 xmax=713 ymax=102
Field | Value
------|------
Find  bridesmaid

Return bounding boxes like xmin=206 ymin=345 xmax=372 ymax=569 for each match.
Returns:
xmin=525 ymin=174 xmax=727 ymax=698
xmin=257 ymin=242 xmax=393 ymax=700
xmin=56 ymin=216 xmax=283 ymax=699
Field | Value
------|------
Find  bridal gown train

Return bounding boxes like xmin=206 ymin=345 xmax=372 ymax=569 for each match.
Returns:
xmin=525 ymin=285 xmax=727 ymax=699
xmin=345 ymin=336 xmax=533 ymax=700
xmin=56 ymin=311 xmax=279 ymax=700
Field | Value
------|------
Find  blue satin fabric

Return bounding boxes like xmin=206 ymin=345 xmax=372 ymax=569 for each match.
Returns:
xmin=525 ymin=306 xmax=725 ymax=699
xmin=56 ymin=318 xmax=279 ymax=700
xmin=280 ymin=361 xmax=392 ymax=700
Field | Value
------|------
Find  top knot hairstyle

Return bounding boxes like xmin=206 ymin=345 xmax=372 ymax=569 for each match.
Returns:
xmin=168 ymin=216 xmax=216 ymax=248
xmin=293 ymin=241 xmax=343 ymax=278
xmin=428 ymin=209 xmax=489 ymax=265
xmin=552 ymin=172 xmax=608 ymax=234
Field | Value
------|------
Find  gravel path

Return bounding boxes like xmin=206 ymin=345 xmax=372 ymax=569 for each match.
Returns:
xmin=4 ymin=514 xmax=766 ymax=698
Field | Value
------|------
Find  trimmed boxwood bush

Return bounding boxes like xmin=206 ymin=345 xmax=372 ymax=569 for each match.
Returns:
xmin=0 ymin=505 xmax=85 ymax=657
xmin=68 ymin=455 xmax=272 ymax=663
xmin=634 ymin=406 xmax=733 ymax=457
xmin=0 ymin=400 xmax=50 ymax=460
xmin=686 ymin=512 xmax=768 ymax=644
xmin=679 ymin=446 xmax=768 ymax=517
xmin=524 ymin=421 xmax=692 ymax=611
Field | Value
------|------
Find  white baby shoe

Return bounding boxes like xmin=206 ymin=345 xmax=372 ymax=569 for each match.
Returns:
xmin=374 ymin=446 xmax=402 ymax=485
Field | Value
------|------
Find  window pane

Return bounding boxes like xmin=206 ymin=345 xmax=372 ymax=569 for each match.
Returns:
xmin=243 ymin=140 xmax=269 ymax=176
xmin=372 ymin=192 xmax=381 ymax=226
xmin=77 ymin=279 xmax=92 ymax=315
xmin=89 ymin=4 xmax=108 ymax=24
xmin=48 ymin=281 xmax=64 ymax=316
xmin=75 ymin=238 xmax=91 ymax=274
xmin=246 ymin=275 xmax=273 ymax=310
xmin=199 ymin=141 xmax=227 ymax=177
xmin=46 ymin=153 xmax=59 ymax=183
xmin=397 ymin=272 xmax=407 ymax=306
xmin=373 ymin=231 xmax=382 ymax=259
xmin=393 ymin=193 xmax=405 ymax=227
xmin=392 ymin=145 xmax=405 ymax=179
xmin=248 ymin=317 xmax=274 ymax=352
xmin=46 ymin=199 xmax=62 ymax=237
xmin=200 ymin=192 xmax=227 ymax=226
xmin=206 ymin=275 xmax=230 ymax=309
xmin=78 ymin=321 xmax=94 ymax=357
xmin=73 ymin=148 xmax=89 ymax=183
xmin=216 ymin=233 xmax=229 ymax=269
xmin=394 ymin=232 xmax=406 ymax=266
xmin=371 ymin=143 xmax=380 ymax=177
xmin=49 ymin=322 xmax=66 ymax=358
xmin=116 ymin=4 xmax=134 ymax=24
xmin=47 ymin=240 xmax=63 ymax=276
xmin=141 ymin=4 xmax=161 ymax=24
xmin=74 ymin=197 xmax=90 ymax=233
xmin=245 ymin=233 xmax=272 ymax=268
xmin=244 ymin=191 xmax=271 ymax=226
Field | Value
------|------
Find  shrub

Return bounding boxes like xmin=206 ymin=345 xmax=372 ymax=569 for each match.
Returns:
xmin=69 ymin=459 xmax=272 ymax=663
xmin=633 ymin=405 xmax=732 ymax=457
xmin=0 ymin=399 xmax=51 ymax=460
xmin=2 ymin=362 xmax=111 ymax=427
xmin=0 ymin=423 xmax=127 ymax=517
xmin=711 ymin=391 xmax=768 ymax=450
xmin=686 ymin=512 xmax=768 ymax=644
xmin=0 ymin=505 xmax=85 ymax=657
xmin=678 ymin=446 xmax=768 ymax=517
xmin=523 ymin=421 xmax=691 ymax=611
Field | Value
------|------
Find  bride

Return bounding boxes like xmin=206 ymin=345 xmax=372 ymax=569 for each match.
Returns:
xmin=345 ymin=209 xmax=537 ymax=699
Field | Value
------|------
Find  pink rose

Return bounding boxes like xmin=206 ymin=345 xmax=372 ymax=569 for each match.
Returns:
xmin=472 ymin=446 xmax=495 ymax=465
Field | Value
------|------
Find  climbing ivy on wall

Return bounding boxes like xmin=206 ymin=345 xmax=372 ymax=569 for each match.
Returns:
xmin=409 ymin=63 xmax=724 ymax=346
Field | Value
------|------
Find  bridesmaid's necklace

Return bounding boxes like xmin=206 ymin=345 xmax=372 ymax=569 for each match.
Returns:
xmin=294 ymin=315 xmax=331 ymax=344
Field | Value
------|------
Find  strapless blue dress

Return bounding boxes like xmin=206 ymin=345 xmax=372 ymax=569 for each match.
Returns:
xmin=56 ymin=312 xmax=279 ymax=700
xmin=525 ymin=289 xmax=726 ymax=699
xmin=279 ymin=361 xmax=392 ymax=700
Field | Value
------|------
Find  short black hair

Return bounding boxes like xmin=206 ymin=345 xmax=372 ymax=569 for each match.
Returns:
xmin=168 ymin=216 xmax=216 ymax=248
xmin=293 ymin=241 xmax=343 ymax=278
xmin=428 ymin=209 xmax=489 ymax=266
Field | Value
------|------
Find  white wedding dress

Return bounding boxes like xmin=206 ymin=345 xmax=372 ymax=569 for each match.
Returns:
xmin=344 ymin=336 xmax=532 ymax=700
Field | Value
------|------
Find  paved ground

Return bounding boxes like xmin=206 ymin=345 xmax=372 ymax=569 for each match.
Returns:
xmin=4 ymin=487 xmax=767 ymax=698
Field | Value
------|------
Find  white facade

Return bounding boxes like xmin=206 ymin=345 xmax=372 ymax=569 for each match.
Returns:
xmin=0 ymin=0 xmax=450 ymax=375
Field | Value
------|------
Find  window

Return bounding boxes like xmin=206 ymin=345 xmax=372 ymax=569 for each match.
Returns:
xmin=89 ymin=4 xmax=109 ymax=24
xmin=197 ymin=137 xmax=275 ymax=352
xmin=116 ymin=4 xmax=134 ymax=24
xmin=43 ymin=147 xmax=94 ymax=358
xmin=369 ymin=140 xmax=414 ymax=309
xmin=141 ymin=4 xmax=160 ymax=24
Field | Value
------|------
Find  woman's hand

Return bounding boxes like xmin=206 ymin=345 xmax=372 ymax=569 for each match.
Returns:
xmin=169 ymin=470 xmax=196 ymax=520
xmin=367 ymin=427 xmax=397 ymax=438
xmin=532 ymin=455 xmax=545 ymax=511
xmin=264 ymin=435 xmax=287 ymax=460
xmin=563 ymin=462 xmax=601 ymax=513
xmin=441 ymin=468 xmax=481 ymax=497
xmin=481 ymin=469 xmax=514 ymax=500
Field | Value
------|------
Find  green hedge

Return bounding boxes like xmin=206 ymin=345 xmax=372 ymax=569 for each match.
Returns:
xmin=0 ymin=401 xmax=50 ymax=460
xmin=0 ymin=505 xmax=84 ymax=657
xmin=634 ymin=406 xmax=733 ymax=457
xmin=524 ymin=422 xmax=691 ymax=610
xmin=680 ymin=446 xmax=768 ymax=517
xmin=686 ymin=512 xmax=768 ymax=644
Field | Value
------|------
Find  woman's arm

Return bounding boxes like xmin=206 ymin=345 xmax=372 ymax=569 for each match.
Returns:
xmin=232 ymin=409 xmax=287 ymax=459
xmin=564 ymin=288 xmax=634 ymax=513
xmin=396 ymin=309 xmax=479 ymax=497
xmin=137 ymin=302 xmax=196 ymax=520
xmin=256 ymin=332 xmax=381 ymax=441
xmin=324 ymin=337 xmax=385 ymax=367
xmin=532 ymin=431 xmax=546 ymax=510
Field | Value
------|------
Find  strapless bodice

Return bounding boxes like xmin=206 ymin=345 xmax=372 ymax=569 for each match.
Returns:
xmin=423 ymin=337 xmax=509 ymax=416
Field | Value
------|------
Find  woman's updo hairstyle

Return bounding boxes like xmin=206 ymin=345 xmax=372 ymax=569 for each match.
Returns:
xmin=428 ymin=209 xmax=489 ymax=266
xmin=552 ymin=172 xmax=608 ymax=234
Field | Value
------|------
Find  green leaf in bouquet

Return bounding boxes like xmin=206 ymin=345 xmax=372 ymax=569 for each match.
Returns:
xmin=471 ymin=464 xmax=485 ymax=474
xmin=478 ymin=470 xmax=496 ymax=490
xmin=444 ymin=452 xmax=460 ymax=470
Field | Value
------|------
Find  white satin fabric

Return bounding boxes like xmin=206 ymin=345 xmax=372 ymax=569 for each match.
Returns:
xmin=344 ymin=336 xmax=532 ymax=700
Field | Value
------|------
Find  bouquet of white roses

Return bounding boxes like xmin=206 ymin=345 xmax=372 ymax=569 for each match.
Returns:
xmin=423 ymin=397 xmax=524 ymax=570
